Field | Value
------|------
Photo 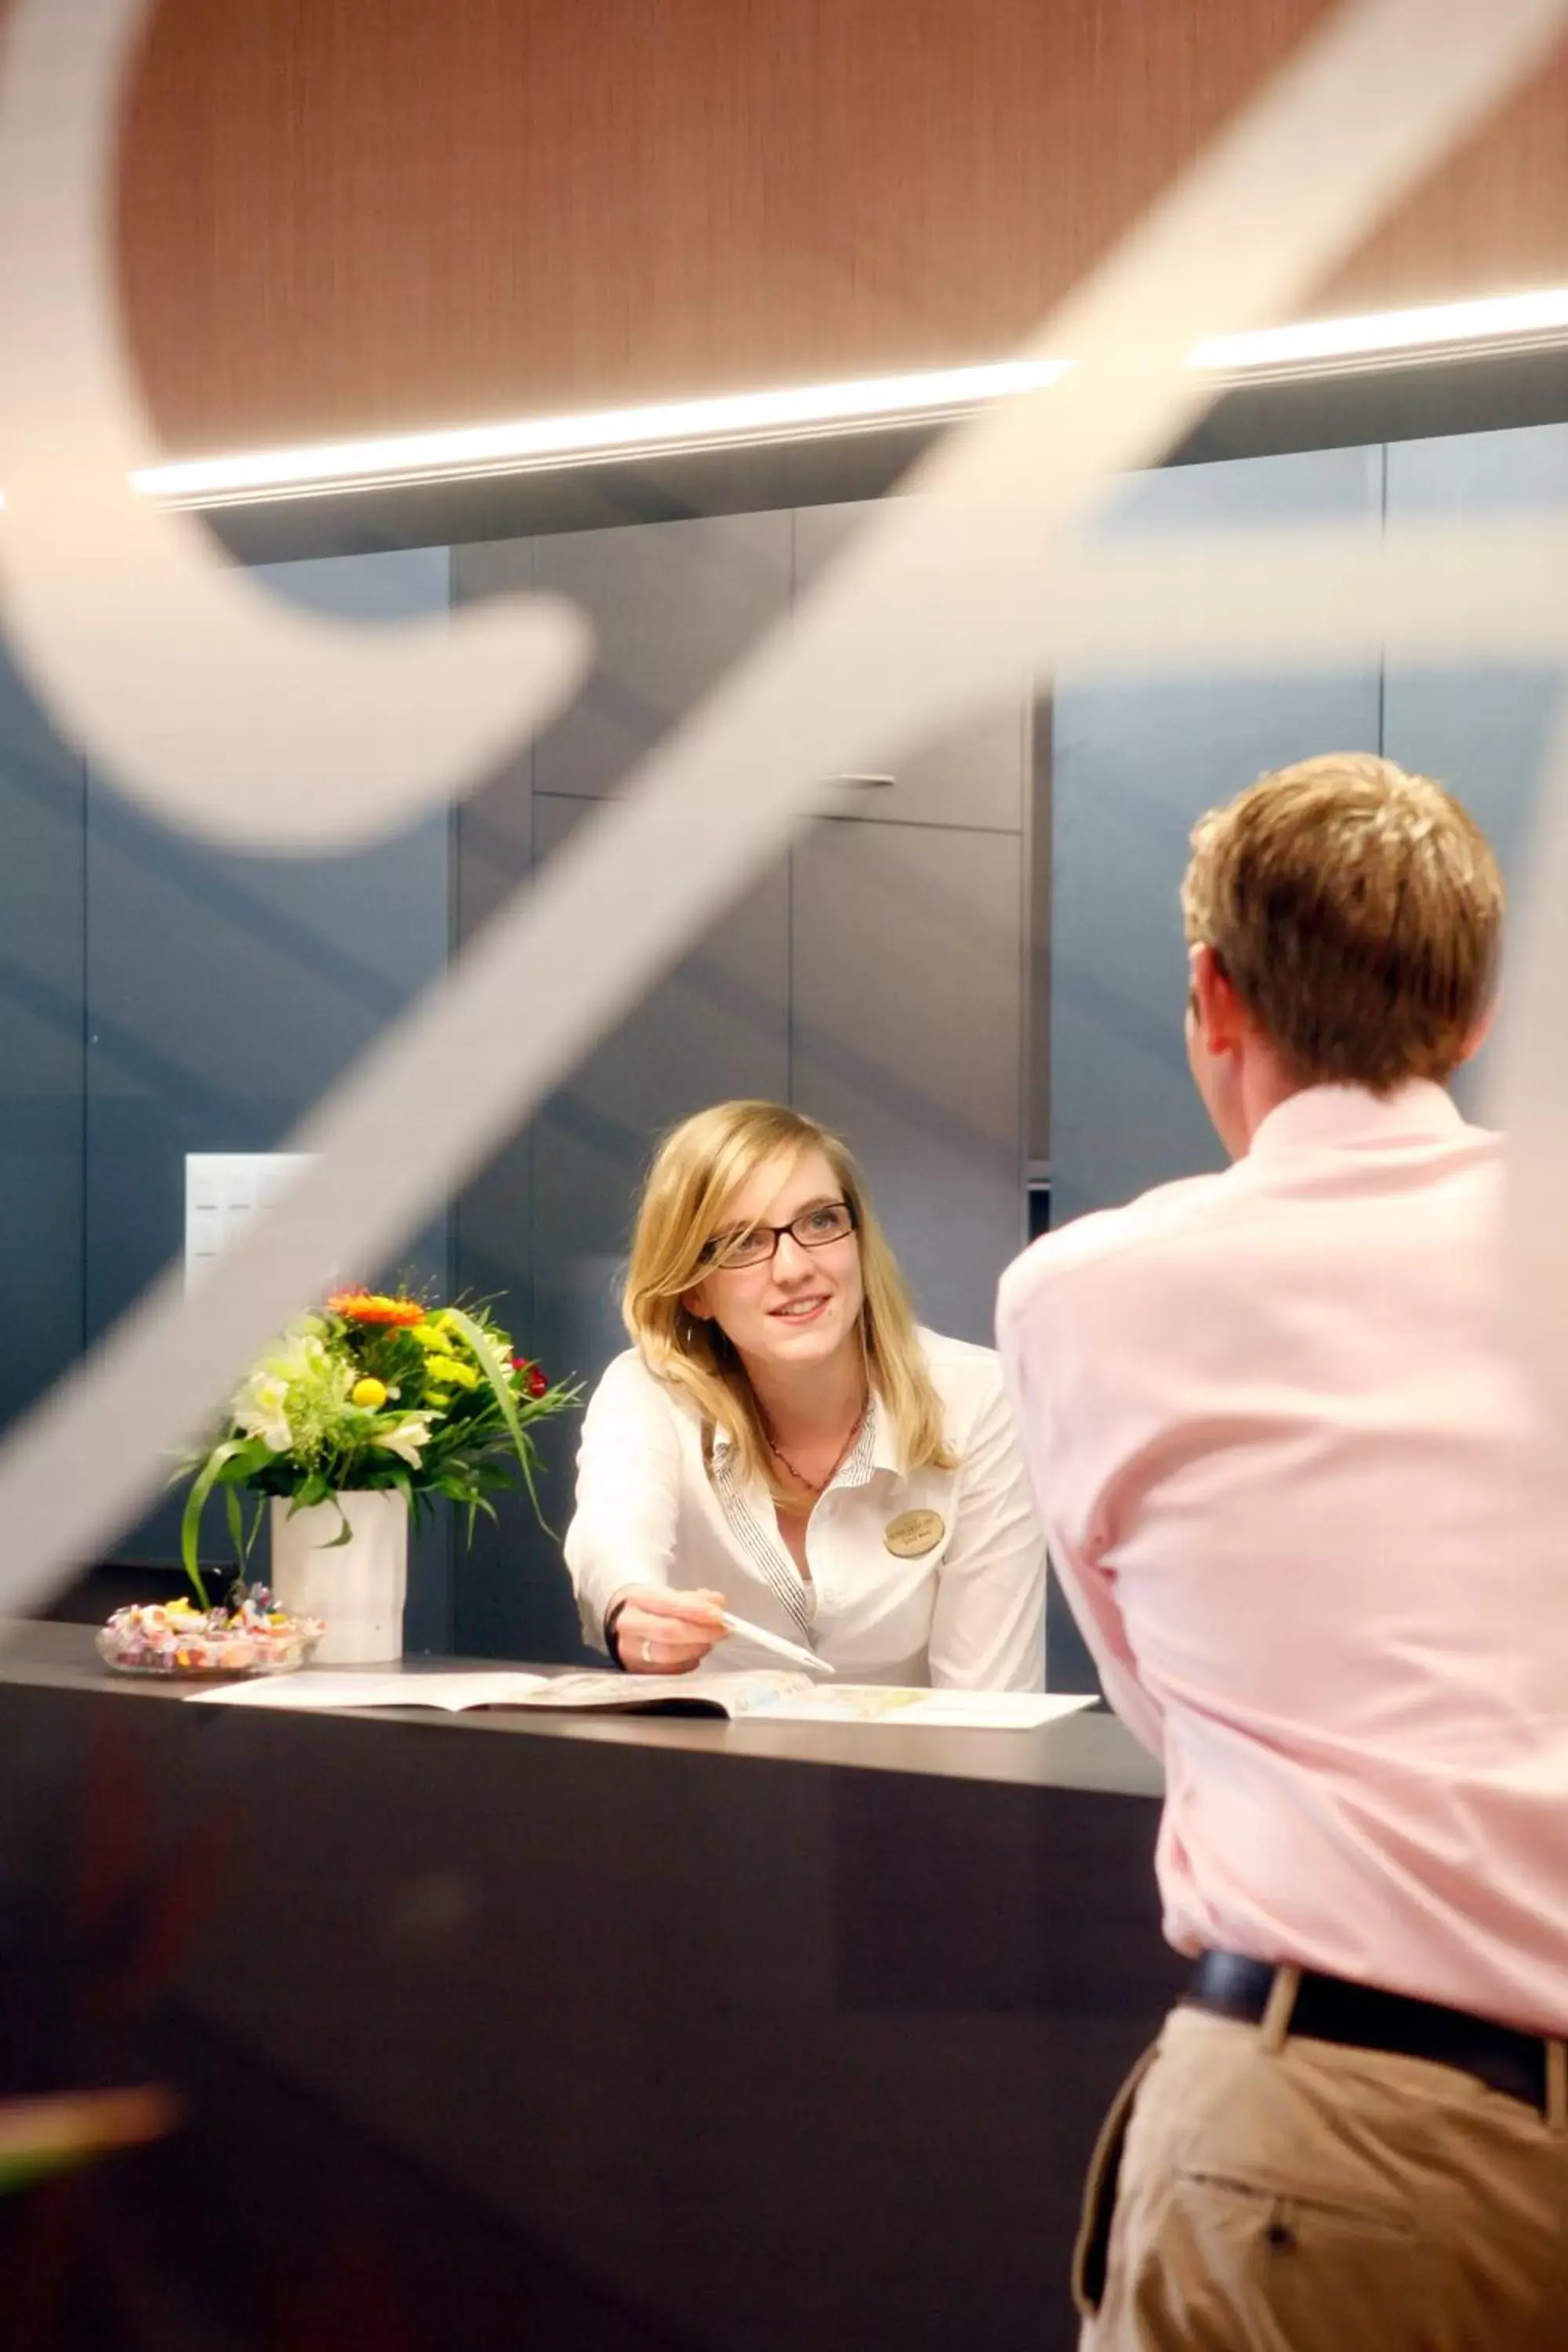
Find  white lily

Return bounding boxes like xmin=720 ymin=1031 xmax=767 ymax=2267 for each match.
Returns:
xmin=231 ymin=1370 xmax=293 ymax=1453
xmin=375 ymin=1416 xmax=434 ymax=1469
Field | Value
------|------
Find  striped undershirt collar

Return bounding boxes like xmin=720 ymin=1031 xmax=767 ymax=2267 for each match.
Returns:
xmin=708 ymin=1397 xmax=886 ymax=1632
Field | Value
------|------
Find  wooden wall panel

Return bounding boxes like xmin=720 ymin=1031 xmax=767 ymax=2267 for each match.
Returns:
xmin=108 ymin=0 xmax=1568 ymax=455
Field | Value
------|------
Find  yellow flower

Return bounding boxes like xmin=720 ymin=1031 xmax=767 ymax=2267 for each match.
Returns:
xmin=424 ymin=1354 xmax=478 ymax=1391
xmin=350 ymin=1377 xmax=388 ymax=1410
xmin=412 ymin=1323 xmax=447 ymax=1350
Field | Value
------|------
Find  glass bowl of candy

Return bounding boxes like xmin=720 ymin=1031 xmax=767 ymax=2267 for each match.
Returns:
xmin=96 ymin=1588 xmax=325 ymax=1679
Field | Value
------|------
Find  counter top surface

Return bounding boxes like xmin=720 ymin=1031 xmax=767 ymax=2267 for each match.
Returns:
xmin=0 ymin=1617 xmax=1163 ymax=1797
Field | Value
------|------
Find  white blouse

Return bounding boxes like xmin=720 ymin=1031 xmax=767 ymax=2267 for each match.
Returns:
xmin=563 ymin=1328 xmax=1046 ymax=1689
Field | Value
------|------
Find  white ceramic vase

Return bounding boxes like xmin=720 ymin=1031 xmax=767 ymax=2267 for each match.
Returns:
xmin=270 ymin=1489 xmax=408 ymax=1664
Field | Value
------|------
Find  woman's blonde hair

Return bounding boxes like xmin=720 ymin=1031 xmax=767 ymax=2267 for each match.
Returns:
xmin=623 ymin=1100 xmax=956 ymax=1502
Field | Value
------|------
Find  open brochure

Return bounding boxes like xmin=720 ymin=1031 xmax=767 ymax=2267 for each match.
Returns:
xmin=188 ymin=1668 xmax=1096 ymax=1730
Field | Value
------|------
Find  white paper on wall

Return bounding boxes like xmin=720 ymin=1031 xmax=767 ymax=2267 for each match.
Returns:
xmin=184 ymin=1155 xmax=316 ymax=1292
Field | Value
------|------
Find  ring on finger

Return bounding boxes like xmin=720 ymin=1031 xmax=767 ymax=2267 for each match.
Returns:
xmin=641 ymin=1637 xmax=655 ymax=1664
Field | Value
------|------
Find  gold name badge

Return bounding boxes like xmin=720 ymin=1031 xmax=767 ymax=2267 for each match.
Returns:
xmin=884 ymin=1508 xmax=945 ymax=1559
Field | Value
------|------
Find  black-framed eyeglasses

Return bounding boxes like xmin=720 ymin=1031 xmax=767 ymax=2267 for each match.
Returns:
xmin=700 ymin=1198 xmax=857 ymax=1272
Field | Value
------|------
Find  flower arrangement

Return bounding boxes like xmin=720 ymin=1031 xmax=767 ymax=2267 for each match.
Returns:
xmin=180 ymin=1289 xmax=579 ymax=1605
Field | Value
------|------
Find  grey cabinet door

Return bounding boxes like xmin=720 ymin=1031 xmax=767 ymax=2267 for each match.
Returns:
xmin=83 ymin=547 xmax=456 ymax=1623
xmin=530 ymin=791 xmax=791 ymax=1377
xmin=532 ymin=513 xmax=792 ymax=799
xmin=456 ymin=789 xmax=793 ymax=1661
xmin=1051 ymin=445 xmax=1386 ymax=1229
xmin=791 ymin=818 xmax=1024 ymax=1347
xmin=792 ymin=501 xmax=1030 ymax=833
xmin=0 ymin=639 xmax=85 ymax=1434
xmin=1381 ymin=422 xmax=1568 ymax=1123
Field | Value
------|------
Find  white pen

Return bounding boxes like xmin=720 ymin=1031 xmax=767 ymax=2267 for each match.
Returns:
xmin=718 ymin=1610 xmax=835 ymax=1675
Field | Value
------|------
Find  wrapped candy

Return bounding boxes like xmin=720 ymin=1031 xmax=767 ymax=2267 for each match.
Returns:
xmin=97 ymin=1586 xmax=323 ymax=1679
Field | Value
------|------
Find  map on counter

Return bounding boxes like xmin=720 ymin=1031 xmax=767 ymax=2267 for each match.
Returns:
xmin=187 ymin=1670 xmax=1096 ymax=1728
xmin=744 ymin=1688 xmax=1096 ymax=1729
xmin=192 ymin=1668 xmax=815 ymax=1719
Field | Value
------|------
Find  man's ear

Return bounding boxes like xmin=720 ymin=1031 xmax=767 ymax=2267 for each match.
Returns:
xmin=1455 ymin=988 xmax=1501 ymax=1068
xmin=1188 ymin=941 xmax=1246 ymax=1058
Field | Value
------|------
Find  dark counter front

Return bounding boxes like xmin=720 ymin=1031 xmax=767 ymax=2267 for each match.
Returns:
xmin=0 ymin=1623 xmax=1179 ymax=2352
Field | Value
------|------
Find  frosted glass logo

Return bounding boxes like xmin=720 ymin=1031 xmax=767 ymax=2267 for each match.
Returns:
xmin=0 ymin=0 xmax=1566 ymax=1624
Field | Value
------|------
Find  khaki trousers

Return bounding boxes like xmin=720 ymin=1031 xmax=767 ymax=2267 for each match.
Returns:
xmin=1076 ymin=1994 xmax=1568 ymax=2351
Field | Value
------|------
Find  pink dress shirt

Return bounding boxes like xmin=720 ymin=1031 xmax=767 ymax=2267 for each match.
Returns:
xmin=997 ymin=1081 xmax=1568 ymax=2036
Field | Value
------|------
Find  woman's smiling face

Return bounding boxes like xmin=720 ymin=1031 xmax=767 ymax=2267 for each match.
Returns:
xmin=684 ymin=1146 xmax=864 ymax=1376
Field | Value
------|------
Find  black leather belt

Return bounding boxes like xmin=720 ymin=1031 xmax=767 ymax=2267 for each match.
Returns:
xmin=1188 ymin=1951 xmax=1552 ymax=2114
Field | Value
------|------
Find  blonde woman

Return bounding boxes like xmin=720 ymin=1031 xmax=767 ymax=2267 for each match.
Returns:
xmin=563 ymin=1101 xmax=1045 ymax=1686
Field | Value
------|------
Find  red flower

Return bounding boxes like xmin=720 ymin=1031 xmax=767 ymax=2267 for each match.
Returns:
xmin=528 ymin=1368 xmax=548 ymax=1399
xmin=510 ymin=1356 xmax=531 ymax=1374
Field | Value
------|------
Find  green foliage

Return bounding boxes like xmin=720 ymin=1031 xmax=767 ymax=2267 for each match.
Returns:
xmin=178 ymin=1289 xmax=580 ymax=1599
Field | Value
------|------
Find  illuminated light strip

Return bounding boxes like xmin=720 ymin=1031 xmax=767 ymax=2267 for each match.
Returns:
xmin=115 ymin=285 xmax=1568 ymax=511
xmin=127 ymin=358 xmax=1074 ymax=508
xmin=0 ymin=288 xmax=1563 ymax=523
xmin=1192 ymin=284 xmax=1568 ymax=372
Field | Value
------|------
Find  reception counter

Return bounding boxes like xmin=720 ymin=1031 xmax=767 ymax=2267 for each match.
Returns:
xmin=0 ymin=1621 xmax=1179 ymax=2352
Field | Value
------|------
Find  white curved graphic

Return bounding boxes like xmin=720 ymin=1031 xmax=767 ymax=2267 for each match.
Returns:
xmin=0 ymin=0 xmax=592 ymax=848
xmin=0 ymin=0 xmax=1565 ymax=1623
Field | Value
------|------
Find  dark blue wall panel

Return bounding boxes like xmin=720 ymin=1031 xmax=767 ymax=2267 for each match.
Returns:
xmin=0 ymin=636 xmax=85 ymax=1435
xmin=82 ymin=550 xmax=456 ymax=1640
xmin=1381 ymin=423 xmax=1568 ymax=1125
xmin=1047 ymin=447 xmax=1386 ymax=1691
xmin=1051 ymin=446 xmax=1386 ymax=1231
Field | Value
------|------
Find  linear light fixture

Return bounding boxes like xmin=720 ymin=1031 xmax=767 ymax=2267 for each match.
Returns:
xmin=1191 ymin=285 xmax=1568 ymax=376
xmin=130 ymin=357 xmax=1075 ymax=509
xmin=45 ymin=283 xmax=1568 ymax=513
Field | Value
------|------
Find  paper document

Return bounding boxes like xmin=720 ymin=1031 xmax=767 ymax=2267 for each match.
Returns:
xmin=189 ymin=1668 xmax=806 ymax=1718
xmin=188 ymin=1670 xmax=1096 ymax=1728
xmin=190 ymin=1669 xmax=551 ymax=1714
xmin=743 ymin=1689 xmax=1098 ymax=1729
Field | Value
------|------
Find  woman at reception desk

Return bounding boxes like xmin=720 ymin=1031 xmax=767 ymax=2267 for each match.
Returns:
xmin=564 ymin=1100 xmax=1045 ymax=1685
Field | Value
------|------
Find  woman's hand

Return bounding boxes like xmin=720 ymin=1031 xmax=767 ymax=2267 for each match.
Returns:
xmin=608 ymin=1586 xmax=728 ymax=1675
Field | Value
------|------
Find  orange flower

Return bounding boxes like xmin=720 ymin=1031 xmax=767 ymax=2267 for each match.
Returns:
xmin=326 ymin=1289 xmax=424 ymax=1328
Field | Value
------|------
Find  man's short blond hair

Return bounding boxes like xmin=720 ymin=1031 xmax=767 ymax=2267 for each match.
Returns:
xmin=1181 ymin=753 xmax=1504 ymax=1092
